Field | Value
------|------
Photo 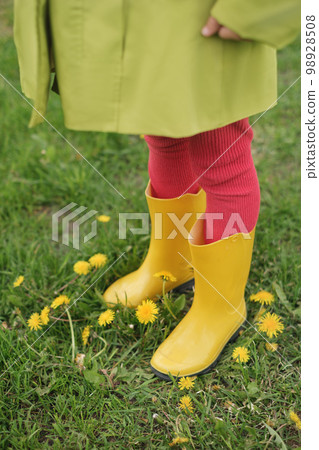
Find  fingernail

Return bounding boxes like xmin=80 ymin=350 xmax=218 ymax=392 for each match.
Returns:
xmin=201 ymin=27 xmax=210 ymax=36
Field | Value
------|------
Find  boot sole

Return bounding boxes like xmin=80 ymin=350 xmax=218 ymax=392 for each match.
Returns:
xmin=171 ymin=278 xmax=194 ymax=294
xmin=150 ymin=323 xmax=245 ymax=381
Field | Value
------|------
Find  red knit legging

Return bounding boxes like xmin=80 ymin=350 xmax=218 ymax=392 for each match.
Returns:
xmin=145 ymin=118 xmax=260 ymax=243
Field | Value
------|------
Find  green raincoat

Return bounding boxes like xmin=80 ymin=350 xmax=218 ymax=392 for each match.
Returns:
xmin=13 ymin=0 xmax=300 ymax=137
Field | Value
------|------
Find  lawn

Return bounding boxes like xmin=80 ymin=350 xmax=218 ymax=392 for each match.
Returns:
xmin=0 ymin=2 xmax=301 ymax=449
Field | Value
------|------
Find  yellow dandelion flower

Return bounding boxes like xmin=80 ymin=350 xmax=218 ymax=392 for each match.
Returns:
xmin=250 ymin=290 xmax=275 ymax=306
xmin=13 ymin=275 xmax=24 ymax=288
xmin=73 ymin=260 xmax=91 ymax=275
xmin=265 ymin=342 xmax=278 ymax=352
xmin=97 ymin=215 xmax=111 ymax=223
xmin=40 ymin=306 xmax=50 ymax=325
xmin=232 ymin=346 xmax=250 ymax=363
xmin=169 ymin=436 xmax=189 ymax=446
xmin=140 ymin=134 xmax=144 ymax=139
xmin=136 ymin=299 xmax=159 ymax=324
xmin=27 ymin=313 xmax=42 ymax=331
xmin=51 ymin=295 xmax=70 ymax=309
xmin=98 ymin=309 xmax=115 ymax=326
xmin=89 ymin=253 xmax=108 ymax=268
xmin=289 ymin=411 xmax=301 ymax=430
xmin=82 ymin=325 xmax=92 ymax=346
xmin=179 ymin=395 xmax=194 ymax=413
xmin=258 ymin=312 xmax=284 ymax=338
xmin=178 ymin=376 xmax=196 ymax=391
xmin=154 ymin=271 xmax=177 ymax=282
xmin=212 ymin=384 xmax=221 ymax=391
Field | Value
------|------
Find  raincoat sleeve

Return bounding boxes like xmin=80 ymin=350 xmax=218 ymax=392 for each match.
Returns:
xmin=210 ymin=0 xmax=300 ymax=49
xmin=13 ymin=0 xmax=51 ymax=127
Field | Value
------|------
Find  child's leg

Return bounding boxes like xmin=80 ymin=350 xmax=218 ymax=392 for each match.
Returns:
xmin=104 ymin=134 xmax=206 ymax=308
xmin=150 ymin=119 xmax=259 ymax=379
xmin=188 ymin=118 xmax=260 ymax=243
xmin=144 ymin=134 xmax=200 ymax=198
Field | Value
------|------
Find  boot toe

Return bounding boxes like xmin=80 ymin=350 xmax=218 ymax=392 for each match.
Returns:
xmin=150 ymin=321 xmax=212 ymax=378
xmin=150 ymin=348 xmax=191 ymax=379
xmin=103 ymin=269 xmax=164 ymax=308
xmin=150 ymin=309 xmax=246 ymax=379
xmin=103 ymin=272 xmax=142 ymax=307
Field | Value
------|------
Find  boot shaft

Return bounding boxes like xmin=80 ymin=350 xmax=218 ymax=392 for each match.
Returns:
xmin=188 ymin=217 xmax=255 ymax=315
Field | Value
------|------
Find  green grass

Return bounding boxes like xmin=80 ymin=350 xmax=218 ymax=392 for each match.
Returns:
xmin=0 ymin=3 xmax=300 ymax=449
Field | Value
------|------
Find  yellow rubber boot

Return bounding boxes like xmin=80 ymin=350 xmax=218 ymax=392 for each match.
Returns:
xmin=103 ymin=183 xmax=206 ymax=308
xmin=150 ymin=217 xmax=255 ymax=379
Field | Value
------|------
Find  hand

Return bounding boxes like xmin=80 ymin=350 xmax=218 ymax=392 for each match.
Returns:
xmin=201 ymin=16 xmax=242 ymax=41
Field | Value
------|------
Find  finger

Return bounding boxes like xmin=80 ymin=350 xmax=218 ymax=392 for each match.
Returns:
xmin=201 ymin=16 xmax=221 ymax=37
xmin=218 ymin=26 xmax=242 ymax=41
